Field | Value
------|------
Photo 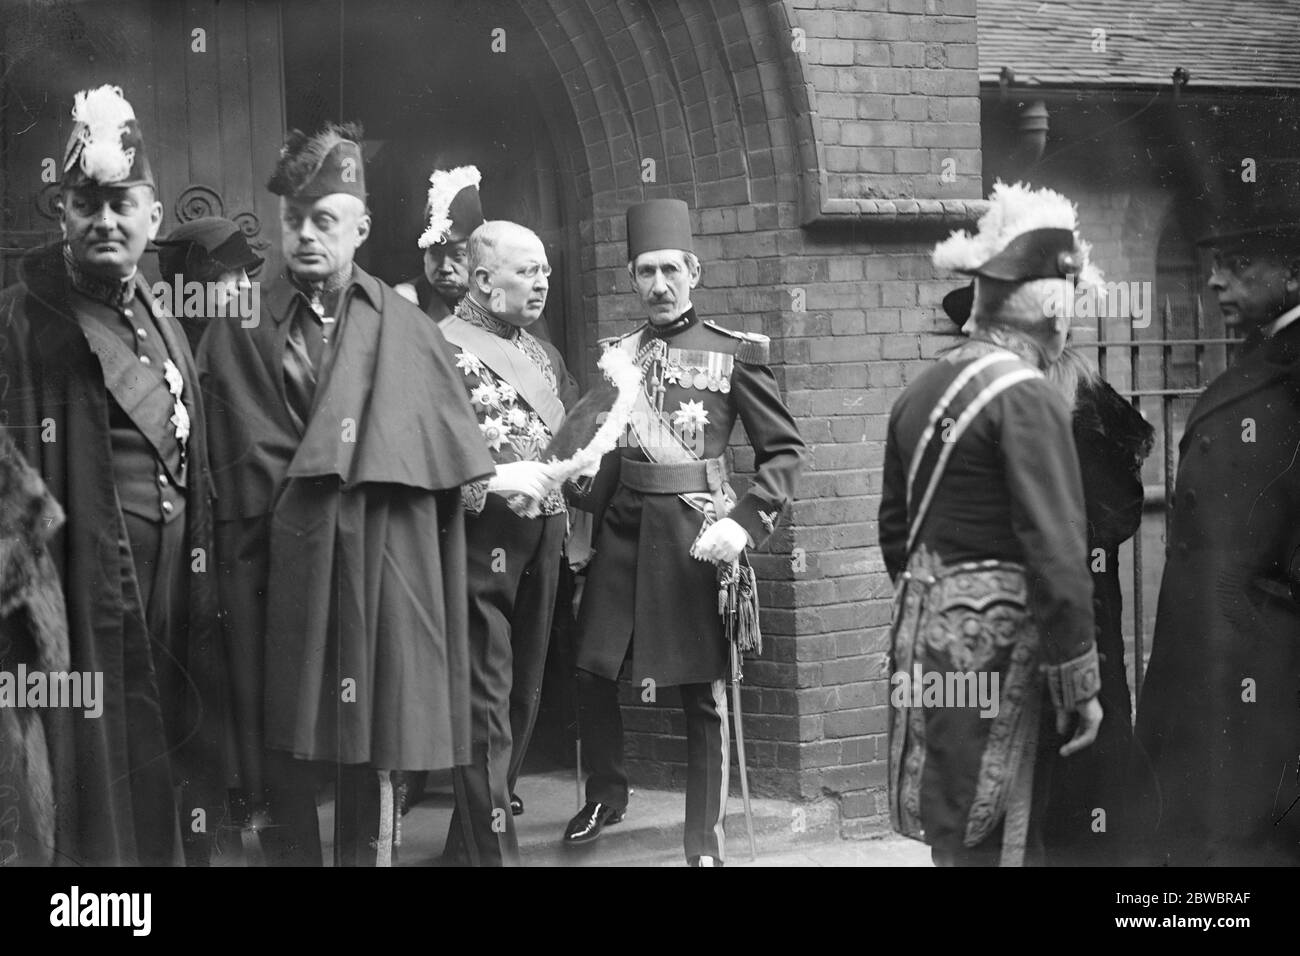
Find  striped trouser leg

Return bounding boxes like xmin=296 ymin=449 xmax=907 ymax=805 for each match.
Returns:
xmin=681 ymin=679 xmax=729 ymax=862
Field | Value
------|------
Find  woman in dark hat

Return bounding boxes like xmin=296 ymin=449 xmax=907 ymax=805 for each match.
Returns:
xmin=943 ymin=281 xmax=1154 ymax=866
xmin=155 ymin=216 xmax=263 ymax=351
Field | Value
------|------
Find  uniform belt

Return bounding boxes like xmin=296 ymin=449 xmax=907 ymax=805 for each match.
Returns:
xmin=619 ymin=456 xmax=726 ymax=495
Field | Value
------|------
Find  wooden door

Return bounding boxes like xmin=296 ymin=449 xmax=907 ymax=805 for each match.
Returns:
xmin=0 ymin=0 xmax=286 ymax=287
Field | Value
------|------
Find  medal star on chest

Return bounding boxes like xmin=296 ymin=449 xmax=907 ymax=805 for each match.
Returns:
xmin=671 ymin=399 xmax=709 ymax=430
xmin=163 ymin=358 xmax=190 ymax=445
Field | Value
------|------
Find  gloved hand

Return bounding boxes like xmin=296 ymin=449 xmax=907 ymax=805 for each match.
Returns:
xmin=1056 ymin=696 xmax=1103 ymax=757
xmin=488 ymin=460 xmax=559 ymax=502
xmin=690 ymin=516 xmax=750 ymax=564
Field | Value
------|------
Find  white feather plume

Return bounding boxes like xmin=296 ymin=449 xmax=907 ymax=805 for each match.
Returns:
xmin=547 ymin=345 xmax=642 ymax=482
xmin=71 ymin=85 xmax=137 ymax=184
xmin=418 ymin=165 xmax=482 ymax=248
xmin=933 ymin=180 xmax=1102 ymax=286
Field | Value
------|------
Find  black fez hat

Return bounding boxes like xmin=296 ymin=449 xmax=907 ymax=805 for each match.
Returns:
xmin=626 ymin=198 xmax=695 ymax=261
xmin=155 ymin=217 xmax=263 ymax=283
xmin=268 ymin=121 xmax=366 ymax=201
xmin=61 ymin=85 xmax=155 ymax=191
xmin=419 ymin=165 xmax=484 ymax=248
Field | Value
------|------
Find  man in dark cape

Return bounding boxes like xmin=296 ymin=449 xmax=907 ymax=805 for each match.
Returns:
xmin=0 ymin=84 xmax=227 ymax=866
xmin=199 ymin=121 xmax=494 ymax=865
xmin=1134 ymin=210 xmax=1300 ymax=865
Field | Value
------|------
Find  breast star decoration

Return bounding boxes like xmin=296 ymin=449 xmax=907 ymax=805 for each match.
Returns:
xmin=457 ymin=349 xmax=550 ymax=459
xmin=671 ymin=399 xmax=709 ymax=430
xmin=480 ymin=414 xmax=509 ymax=451
xmin=163 ymin=359 xmax=190 ymax=448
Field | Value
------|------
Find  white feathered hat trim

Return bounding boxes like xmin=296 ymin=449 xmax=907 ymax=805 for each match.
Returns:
xmin=418 ymin=165 xmax=481 ymax=249
xmin=933 ymin=181 xmax=1103 ymax=287
xmin=69 ymin=85 xmax=138 ymax=184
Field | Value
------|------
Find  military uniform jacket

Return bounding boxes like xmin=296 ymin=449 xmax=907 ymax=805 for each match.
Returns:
xmin=1135 ymin=319 xmax=1300 ymax=864
xmin=0 ymin=241 xmax=225 ymax=865
xmin=574 ymin=309 xmax=805 ymax=687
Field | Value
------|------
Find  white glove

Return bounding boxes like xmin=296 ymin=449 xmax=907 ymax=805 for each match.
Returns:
xmin=690 ymin=517 xmax=750 ymax=564
xmin=487 ymin=460 xmax=559 ymax=502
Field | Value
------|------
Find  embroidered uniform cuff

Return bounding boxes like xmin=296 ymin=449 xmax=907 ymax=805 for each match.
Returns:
xmin=462 ymin=478 xmax=489 ymax=515
xmin=1044 ymin=646 xmax=1101 ymax=710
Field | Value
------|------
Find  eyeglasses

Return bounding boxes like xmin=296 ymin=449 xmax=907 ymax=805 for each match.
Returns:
xmin=517 ymin=262 xmax=552 ymax=279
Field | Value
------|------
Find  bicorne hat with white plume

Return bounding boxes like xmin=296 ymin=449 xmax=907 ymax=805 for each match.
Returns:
xmin=933 ymin=181 xmax=1101 ymax=287
xmin=418 ymin=165 xmax=484 ymax=248
xmin=61 ymin=85 xmax=154 ymax=190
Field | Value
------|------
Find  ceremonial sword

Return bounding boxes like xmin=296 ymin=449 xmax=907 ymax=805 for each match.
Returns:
xmin=730 ymin=637 xmax=758 ymax=862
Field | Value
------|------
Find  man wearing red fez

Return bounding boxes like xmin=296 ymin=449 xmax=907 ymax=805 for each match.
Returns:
xmin=395 ymin=165 xmax=484 ymax=322
xmin=0 ymin=84 xmax=228 ymax=865
xmin=198 ymin=121 xmax=495 ymax=865
xmin=561 ymin=198 xmax=806 ymax=866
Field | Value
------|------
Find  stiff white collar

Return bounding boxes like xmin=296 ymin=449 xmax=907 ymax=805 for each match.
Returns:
xmin=1262 ymin=302 xmax=1300 ymax=338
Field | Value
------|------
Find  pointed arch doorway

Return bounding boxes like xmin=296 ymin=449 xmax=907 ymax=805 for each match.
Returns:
xmin=281 ymin=0 xmax=589 ymax=376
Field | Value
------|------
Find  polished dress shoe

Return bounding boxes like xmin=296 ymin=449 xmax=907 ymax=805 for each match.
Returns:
xmin=510 ymin=792 xmax=524 ymax=816
xmin=563 ymin=801 xmax=626 ymax=845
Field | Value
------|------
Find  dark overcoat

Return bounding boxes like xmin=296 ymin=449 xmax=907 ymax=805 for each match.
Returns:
xmin=0 ymin=241 xmax=225 ymax=865
xmin=1043 ymin=376 xmax=1153 ymax=865
xmin=1134 ymin=320 xmax=1300 ymax=865
xmin=198 ymin=268 xmax=494 ymax=793
xmin=574 ymin=311 xmax=805 ymax=687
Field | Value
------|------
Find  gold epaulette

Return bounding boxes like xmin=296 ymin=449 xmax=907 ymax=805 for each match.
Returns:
xmin=703 ymin=320 xmax=770 ymax=365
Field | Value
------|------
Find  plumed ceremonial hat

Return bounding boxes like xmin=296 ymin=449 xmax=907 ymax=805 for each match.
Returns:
xmin=626 ymin=198 xmax=695 ymax=260
xmin=418 ymin=165 xmax=484 ymax=248
xmin=933 ymin=181 xmax=1101 ymax=286
xmin=155 ymin=216 xmax=263 ymax=282
xmin=61 ymin=85 xmax=155 ymax=190
xmin=268 ymin=121 xmax=366 ymax=201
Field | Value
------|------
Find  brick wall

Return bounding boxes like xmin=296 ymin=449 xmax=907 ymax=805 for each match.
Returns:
xmin=525 ymin=0 xmax=984 ymax=833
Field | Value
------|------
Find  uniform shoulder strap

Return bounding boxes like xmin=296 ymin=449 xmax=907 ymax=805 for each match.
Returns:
xmin=703 ymin=319 xmax=770 ymax=364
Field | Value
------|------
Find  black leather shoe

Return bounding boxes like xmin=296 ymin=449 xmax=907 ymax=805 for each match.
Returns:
xmin=688 ymin=855 xmax=724 ymax=867
xmin=563 ymin=801 xmax=625 ymax=845
xmin=510 ymin=792 xmax=524 ymax=816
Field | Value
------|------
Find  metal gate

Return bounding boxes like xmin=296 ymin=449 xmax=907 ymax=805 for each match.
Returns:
xmin=1079 ymin=296 xmax=1237 ymax=701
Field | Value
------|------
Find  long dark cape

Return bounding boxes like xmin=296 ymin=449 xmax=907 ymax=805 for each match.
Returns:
xmin=199 ymin=269 xmax=493 ymax=791
xmin=0 ymin=242 xmax=227 ymax=866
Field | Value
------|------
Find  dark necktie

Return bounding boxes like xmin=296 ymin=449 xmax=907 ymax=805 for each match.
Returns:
xmin=283 ymin=296 xmax=327 ymax=429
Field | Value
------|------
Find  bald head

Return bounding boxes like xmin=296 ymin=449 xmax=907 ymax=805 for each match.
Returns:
xmin=467 ymin=220 xmax=551 ymax=326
